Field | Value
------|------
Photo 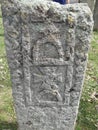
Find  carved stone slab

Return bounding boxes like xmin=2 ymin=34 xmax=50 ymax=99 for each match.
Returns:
xmin=1 ymin=0 xmax=93 ymax=130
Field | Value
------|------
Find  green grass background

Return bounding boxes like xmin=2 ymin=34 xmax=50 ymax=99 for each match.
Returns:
xmin=0 ymin=7 xmax=98 ymax=130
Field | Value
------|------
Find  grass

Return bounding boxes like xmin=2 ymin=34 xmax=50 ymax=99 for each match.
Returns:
xmin=0 ymin=8 xmax=18 ymax=130
xmin=0 ymin=8 xmax=98 ymax=130
xmin=75 ymin=32 xmax=98 ymax=130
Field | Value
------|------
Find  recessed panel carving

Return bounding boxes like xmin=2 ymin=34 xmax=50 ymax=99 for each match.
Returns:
xmin=30 ymin=66 xmax=66 ymax=103
xmin=29 ymin=23 xmax=72 ymax=104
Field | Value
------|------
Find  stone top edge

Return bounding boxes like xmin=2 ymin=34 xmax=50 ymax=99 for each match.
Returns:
xmin=1 ymin=0 xmax=93 ymax=24
xmin=18 ymin=0 xmax=87 ymax=7
xmin=1 ymin=0 xmax=92 ymax=15
xmin=1 ymin=0 xmax=89 ymax=9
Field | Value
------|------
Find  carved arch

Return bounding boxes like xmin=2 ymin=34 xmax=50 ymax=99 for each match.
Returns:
xmin=33 ymin=36 xmax=66 ymax=65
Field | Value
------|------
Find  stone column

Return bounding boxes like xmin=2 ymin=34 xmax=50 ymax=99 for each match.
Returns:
xmin=80 ymin=0 xmax=96 ymax=12
xmin=1 ymin=0 xmax=93 ymax=130
xmin=93 ymin=0 xmax=98 ymax=30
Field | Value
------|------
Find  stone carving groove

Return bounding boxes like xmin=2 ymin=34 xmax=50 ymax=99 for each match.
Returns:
xmin=33 ymin=67 xmax=63 ymax=102
xmin=1 ymin=0 xmax=93 ymax=130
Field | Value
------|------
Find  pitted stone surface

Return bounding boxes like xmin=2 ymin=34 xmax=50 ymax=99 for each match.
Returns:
xmin=1 ymin=0 xmax=93 ymax=130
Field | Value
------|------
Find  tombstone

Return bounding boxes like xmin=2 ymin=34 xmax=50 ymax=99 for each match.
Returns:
xmin=1 ymin=0 xmax=93 ymax=130
xmin=79 ymin=0 xmax=96 ymax=12
xmin=93 ymin=0 xmax=98 ymax=30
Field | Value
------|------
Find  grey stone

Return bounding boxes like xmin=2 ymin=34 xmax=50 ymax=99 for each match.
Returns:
xmin=93 ymin=0 xmax=98 ymax=30
xmin=80 ymin=0 xmax=96 ymax=12
xmin=70 ymin=0 xmax=79 ymax=4
xmin=1 ymin=0 xmax=93 ymax=130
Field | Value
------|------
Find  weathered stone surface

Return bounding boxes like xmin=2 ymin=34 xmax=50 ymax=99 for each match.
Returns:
xmin=93 ymin=0 xmax=98 ymax=30
xmin=80 ymin=0 xmax=96 ymax=12
xmin=1 ymin=0 xmax=93 ymax=130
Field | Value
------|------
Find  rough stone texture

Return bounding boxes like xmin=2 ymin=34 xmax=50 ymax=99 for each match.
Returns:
xmin=1 ymin=0 xmax=93 ymax=130
xmin=80 ymin=0 xmax=96 ymax=12
xmin=93 ymin=0 xmax=98 ymax=30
